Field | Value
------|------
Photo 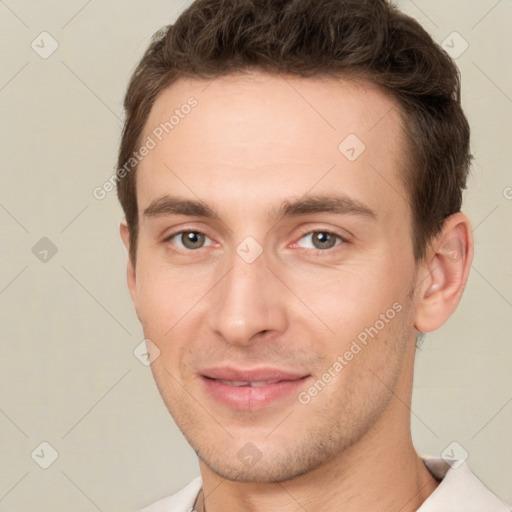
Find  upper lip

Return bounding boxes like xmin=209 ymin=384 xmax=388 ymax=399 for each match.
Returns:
xmin=200 ymin=366 xmax=309 ymax=382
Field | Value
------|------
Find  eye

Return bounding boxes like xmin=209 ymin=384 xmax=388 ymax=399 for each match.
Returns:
xmin=297 ymin=231 xmax=343 ymax=250
xmin=169 ymin=231 xmax=213 ymax=250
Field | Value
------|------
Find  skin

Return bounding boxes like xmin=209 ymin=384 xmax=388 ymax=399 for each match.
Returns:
xmin=121 ymin=71 xmax=473 ymax=511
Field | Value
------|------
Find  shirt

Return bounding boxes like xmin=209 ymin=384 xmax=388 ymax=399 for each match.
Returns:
xmin=136 ymin=458 xmax=511 ymax=511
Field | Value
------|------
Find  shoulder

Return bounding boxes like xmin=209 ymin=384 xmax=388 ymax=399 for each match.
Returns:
xmin=135 ymin=477 xmax=202 ymax=512
xmin=419 ymin=458 xmax=510 ymax=512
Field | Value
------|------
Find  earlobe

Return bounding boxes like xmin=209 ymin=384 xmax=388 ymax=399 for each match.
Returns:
xmin=414 ymin=213 xmax=474 ymax=333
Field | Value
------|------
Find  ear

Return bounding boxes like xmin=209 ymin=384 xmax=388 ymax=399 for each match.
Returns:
xmin=120 ymin=221 xmax=139 ymax=316
xmin=414 ymin=213 xmax=474 ymax=333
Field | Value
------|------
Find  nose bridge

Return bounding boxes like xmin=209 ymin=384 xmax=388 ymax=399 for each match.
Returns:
xmin=208 ymin=246 xmax=287 ymax=345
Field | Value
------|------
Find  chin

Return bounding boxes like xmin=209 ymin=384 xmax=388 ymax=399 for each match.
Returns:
xmin=204 ymin=460 xmax=308 ymax=484
xmin=197 ymin=438 xmax=337 ymax=484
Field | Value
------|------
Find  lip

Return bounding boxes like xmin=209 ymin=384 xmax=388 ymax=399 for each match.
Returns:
xmin=199 ymin=366 xmax=311 ymax=411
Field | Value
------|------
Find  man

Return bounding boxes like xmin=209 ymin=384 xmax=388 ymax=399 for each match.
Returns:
xmin=116 ymin=0 xmax=510 ymax=510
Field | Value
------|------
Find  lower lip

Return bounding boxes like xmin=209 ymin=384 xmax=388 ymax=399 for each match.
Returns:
xmin=200 ymin=376 xmax=310 ymax=411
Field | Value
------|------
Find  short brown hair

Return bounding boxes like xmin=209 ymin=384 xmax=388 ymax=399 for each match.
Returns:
xmin=117 ymin=0 xmax=471 ymax=264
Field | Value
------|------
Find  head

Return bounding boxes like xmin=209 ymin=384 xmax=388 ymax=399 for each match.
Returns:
xmin=117 ymin=0 xmax=473 ymax=483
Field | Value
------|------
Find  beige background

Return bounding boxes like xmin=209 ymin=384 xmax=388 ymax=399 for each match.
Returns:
xmin=0 ymin=1 xmax=511 ymax=510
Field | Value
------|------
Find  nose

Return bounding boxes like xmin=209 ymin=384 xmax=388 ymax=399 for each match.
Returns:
xmin=207 ymin=249 xmax=289 ymax=346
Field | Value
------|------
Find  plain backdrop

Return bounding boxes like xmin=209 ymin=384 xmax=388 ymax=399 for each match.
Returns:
xmin=0 ymin=1 xmax=511 ymax=510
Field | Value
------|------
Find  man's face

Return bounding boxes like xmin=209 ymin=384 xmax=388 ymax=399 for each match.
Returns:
xmin=127 ymin=72 xmax=421 ymax=482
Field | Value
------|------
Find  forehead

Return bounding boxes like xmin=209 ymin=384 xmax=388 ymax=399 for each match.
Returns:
xmin=137 ymin=71 xmax=408 ymax=219
xmin=143 ymin=71 xmax=403 ymax=157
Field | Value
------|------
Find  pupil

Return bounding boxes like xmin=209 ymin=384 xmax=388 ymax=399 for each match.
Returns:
xmin=314 ymin=232 xmax=334 ymax=249
xmin=183 ymin=232 xmax=204 ymax=249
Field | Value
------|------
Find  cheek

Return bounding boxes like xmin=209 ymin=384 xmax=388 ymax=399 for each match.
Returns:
xmin=134 ymin=256 xmax=210 ymax=344
xmin=284 ymin=259 xmax=411 ymax=346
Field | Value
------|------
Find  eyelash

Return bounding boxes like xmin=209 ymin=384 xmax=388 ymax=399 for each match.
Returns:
xmin=292 ymin=229 xmax=346 ymax=252
xmin=163 ymin=230 xmax=215 ymax=252
xmin=163 ymin=228 xmax=347 ymax=255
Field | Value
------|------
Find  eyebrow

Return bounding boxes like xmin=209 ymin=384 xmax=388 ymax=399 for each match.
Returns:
xmin=276 ymin=194 xmax=376 ymax=220
xmin=143 ymin=196 xmax=217 ymax=218
xmin=142 ymin=194 xmax=376 ymax=221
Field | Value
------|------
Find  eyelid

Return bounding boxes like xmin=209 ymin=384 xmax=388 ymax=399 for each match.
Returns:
xmin=162 ymin=227 xmax=217 ymax=251
xmin=295 ymin=231 xmax=343 ymax=250
xmin=290 ymin=225 xmax=351 ymax=246
xmin=160 ymin=224 xmax=350 ymax=254
xmin=161 ymin=222 xmax=214 ymax=241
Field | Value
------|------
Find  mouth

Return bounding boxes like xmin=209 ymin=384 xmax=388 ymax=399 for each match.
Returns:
xmin=214 ymin=379 xmax=282 ymax=387
xmin=199 ymin=367 xmax=311 ymax=410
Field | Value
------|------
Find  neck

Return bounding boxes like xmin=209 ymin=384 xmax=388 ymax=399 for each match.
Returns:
xmin=199 ymin=352 xmax=439 ymax=512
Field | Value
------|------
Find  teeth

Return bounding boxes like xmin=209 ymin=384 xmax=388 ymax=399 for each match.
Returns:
xmin=218 ymin=380 xmax=249 ymax=386
xmin=218 ymin=380 xmax=280 ymax=387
